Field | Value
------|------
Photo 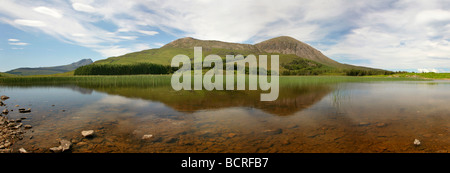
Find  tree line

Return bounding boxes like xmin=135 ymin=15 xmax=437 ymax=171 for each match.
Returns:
xmin=74 ymin=63 xmax=177 ymax=75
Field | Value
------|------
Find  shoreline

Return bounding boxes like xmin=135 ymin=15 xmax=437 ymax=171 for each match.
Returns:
xmin=0 ymin=96 xmax=33 ymax=153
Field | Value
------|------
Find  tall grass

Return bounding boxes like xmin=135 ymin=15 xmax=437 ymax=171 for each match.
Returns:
xmin=0 ymin=75 xmax=173 ymax=87
xmin=0 ymin=75 xmax=427 ymax=89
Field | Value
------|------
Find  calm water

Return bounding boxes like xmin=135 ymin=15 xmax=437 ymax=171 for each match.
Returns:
xmin=1 ymin=80 xmax=449 ymax=153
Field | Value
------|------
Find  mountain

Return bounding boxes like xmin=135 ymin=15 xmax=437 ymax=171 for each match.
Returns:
xmin=6 ymin=59 xmax=93 ymax=76
xmin=255 ymin=36 xmax=341 ymax=67
xmin=93 ymin=36 xmax=389 ymax=75
xmin=162 ymin=37 xmax=261 ymax=52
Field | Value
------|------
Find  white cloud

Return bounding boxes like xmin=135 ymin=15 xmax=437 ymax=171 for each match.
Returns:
xmin=14 ymin=19 xmax=46 ymax=27
xmin=418 ymin=68 xmax=439 ymax=73
xmin=34 ymin=6 xmax=63 ymax=18
xmin=117 ymin=36 xmax=138 ymax=40
xmin=137 ymin=30 xmax=159 ymax=36
xmin=9 ymin=42 xmax=28 ymax=46
xmin=0 ymin=0 xmax=449 ymax=70
xmin=72 ymin=3 xmax=96 ymax=13
xmin=133 ymin=44 xmax=152 ymax=51
xmin=8 ymin=39 xmax=19 ymax=42
xmin=96 ymin=46 xmax=131 ymax=57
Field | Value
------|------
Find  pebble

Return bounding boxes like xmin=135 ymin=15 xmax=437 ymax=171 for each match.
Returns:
xmin=359 ymin=122 xmax=371 ymax=126
xmin=413 ymin=139 xmax=421 ymax=146
xmin=142 ymin=134 xmax=153 ymax=140
xmin=263 ymin=128 xmax=283 ymax=135
xmin=376 ymin=123 xmax=387 ymax=127
xmin=60 ymin=139 xmax=72 ymax=152
xmin=18 ymin=108 xmax=31 ymax=113
xmin=19 ymin=148 xmax=27 ymax=153
xmin=76 ymin=142 xmax=88 ymax=146
xmin=50 ymin=139 xmax=72 ymax=153
xmin=50 ymin=146 xmax=63 ymax=153
xmin=81 ymin=130 xmax=95 ymax=138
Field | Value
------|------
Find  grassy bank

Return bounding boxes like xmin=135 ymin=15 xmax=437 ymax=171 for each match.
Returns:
xmin=390 ymin=73 xmax=450 ymax=79
xmin=0 ymin=75 xmax=173 ymax=87
xmin=0 ymin=75 xmax=428 ymax=88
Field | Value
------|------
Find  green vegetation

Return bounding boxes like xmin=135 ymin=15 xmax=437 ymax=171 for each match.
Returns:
xmin=0 ymin=75 xmax=173 ymax=87
xmin=391 ymin=72 xmax=450 ymax=79
xmin=74 ymin=63 xmax=176 ymax=75
xmin=281 ymin=59 xmax=334 ymax=75
xmin=345 ymin=69 xmax=395 ymax=76
xmin=0 ymin=75 xmax=427 ymax=88
xmin=0 ymin=72 xmax=18 ymax=77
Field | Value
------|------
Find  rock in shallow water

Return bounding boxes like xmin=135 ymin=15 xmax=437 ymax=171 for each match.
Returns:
xmin=81 ymin=130 xmax=95 ymax=138
xmin=376 ymin=123 xmax=387 ymax=127
xmin=18 ymin=108 xmax=31 ymax=113
xmin=1 ymin=95 xmax=9 ymax=100
xmin=358 ymin=122 xmax=371 ymax=126
xmin=50 ymin=146 xmax=63 ymax=153
xmin=142 ymin=134 xmax=153 ymax=140
xmin=19 ymin=148 xmax=27 ymax=153
xmin=263 ymin=128 xmax=283 ymax=135
xmin=50 ymin=139 xmax=72 ymax=153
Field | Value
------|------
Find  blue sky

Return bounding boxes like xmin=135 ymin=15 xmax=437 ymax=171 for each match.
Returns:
xmin=0 ymin=0 xmax=449 ymax=73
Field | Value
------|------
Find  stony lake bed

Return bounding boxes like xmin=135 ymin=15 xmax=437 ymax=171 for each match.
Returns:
xmin=0 ymin=77 xmax=449 ymax=153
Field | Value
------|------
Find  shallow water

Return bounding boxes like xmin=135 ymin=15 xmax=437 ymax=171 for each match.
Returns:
xmin=1 ymin=80 xmax=449 ymax=153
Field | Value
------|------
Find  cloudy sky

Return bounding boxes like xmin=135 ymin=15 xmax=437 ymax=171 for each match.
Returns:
xmin=0 ymin=0 xmax=449 ymax=72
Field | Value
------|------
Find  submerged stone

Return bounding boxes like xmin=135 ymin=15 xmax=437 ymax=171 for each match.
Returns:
xmin=18 ymin=108 xmax=31 ymax=113
xmin=142 ymin=134 xmax=153 ymax=140
xmin=81 ymin=130 xmax=95 ymax=138
xmin=1 ymin=95 xmax=9 ymax=100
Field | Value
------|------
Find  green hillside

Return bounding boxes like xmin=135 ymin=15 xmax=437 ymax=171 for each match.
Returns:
xmin=89 ymin=36 xmax=391 ymax=76
xmin=0 ymin=72 xmax=18 ymax=77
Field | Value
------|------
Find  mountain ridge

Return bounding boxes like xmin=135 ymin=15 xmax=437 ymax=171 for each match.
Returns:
xmin=93 ymin=36 xmax=389 ymax=75
xmin=5 ymin=59 xmax=93 ymax=76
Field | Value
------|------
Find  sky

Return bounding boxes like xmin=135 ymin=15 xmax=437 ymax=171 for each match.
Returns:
xmin=0 ymin=0 xmax=449 ymax=72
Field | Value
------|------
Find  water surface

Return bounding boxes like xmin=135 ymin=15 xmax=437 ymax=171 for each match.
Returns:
xmin=1 ymin=80 xmax=449 ymax=153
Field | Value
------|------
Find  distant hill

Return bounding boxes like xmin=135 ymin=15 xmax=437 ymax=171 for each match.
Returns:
xmin=0 ymin=72 xmax=18 ymax=77
xmin=92 ymin=36 xmax=390 ymax=75
xmin=6 ymin=59 xmax=93 ymax=76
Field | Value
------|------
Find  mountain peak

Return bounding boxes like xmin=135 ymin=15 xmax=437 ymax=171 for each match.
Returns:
xmin=255 ymin=36 xmax=341 ymax=67
xmin=72 ymin=59 xmax=94 ymax=66
xmin=162 ymin=37 xmax=260 ymax=52
xmin=269 ymin=36 xmax=300 ymax=42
